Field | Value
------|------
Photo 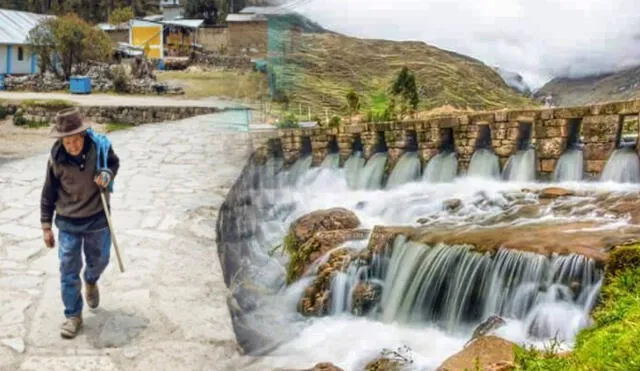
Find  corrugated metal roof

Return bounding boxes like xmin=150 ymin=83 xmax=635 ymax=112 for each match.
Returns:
xmin=0 ymin=9 xmax=53 ymax=45
xmin=239 ymin=6 xmax=289 ymax=15
xmin=226 ymin=13 xmax=268 ymax=22
xmin=161 ymin=19 xmax=203 ymax=28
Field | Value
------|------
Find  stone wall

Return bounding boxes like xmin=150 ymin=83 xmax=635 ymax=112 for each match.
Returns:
xmin=197 ymin=27 xmax=229 ymax=53
xmin=268 ymin=99 xmax=640 ymax=179
xmin=1 ymin=103 xmax=222 ymax=125
xmin=227 ymin=21 xmax=268 ymax=57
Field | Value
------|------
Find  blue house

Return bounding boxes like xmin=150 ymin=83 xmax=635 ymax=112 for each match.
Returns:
xmin=0 ymin=9 xmax=52 ymax=75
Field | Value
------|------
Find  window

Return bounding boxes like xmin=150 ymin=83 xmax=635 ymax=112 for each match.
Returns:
xmin=17 ymin=47 xmax=24 ymax=61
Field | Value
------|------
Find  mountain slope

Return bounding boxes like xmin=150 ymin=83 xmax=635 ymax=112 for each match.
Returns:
xmin=277 ymin=33 xmax=535 ymax=116
xmin=494 ymin=67 xmax=532 ymax=95
xmin=535 ymin=66 xmax=640 ymax=107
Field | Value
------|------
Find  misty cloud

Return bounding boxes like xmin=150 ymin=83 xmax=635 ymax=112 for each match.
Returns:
xmin=291 ymin=0 xmax=640 ymax=89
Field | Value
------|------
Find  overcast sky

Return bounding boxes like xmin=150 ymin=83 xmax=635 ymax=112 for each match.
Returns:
xmin=289 ymin=0 xmax=640 ymax=89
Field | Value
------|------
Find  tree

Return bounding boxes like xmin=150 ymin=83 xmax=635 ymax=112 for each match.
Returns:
xmin=345 ymin=90 xmax=360 ymax=124
xmin=28 ymin=14 xmax=112 ymax=79
xmin=108 ymin=6 xmax=134 ymax=26
xmin=185 ymin=0 xmax=228 ymax=25
xmin=391 ymin=66 xmax=420 ymax=119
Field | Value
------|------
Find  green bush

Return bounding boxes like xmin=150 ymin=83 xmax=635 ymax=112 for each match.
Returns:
xmin=21 ymin=99 xmax=75 ymax=109
xmin=0 ymin=106 xmax=7 ymax=120
xmin=13 ymin=111 xmax=27 ymax=126
xmin=328 ymin=116 xmax=341 ymax=128
xmin=277 ymin=113 xmax=299 ymax=129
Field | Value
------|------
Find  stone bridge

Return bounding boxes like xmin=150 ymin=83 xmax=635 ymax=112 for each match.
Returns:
xmin=257 ymin=99 xmax=640 ymax=180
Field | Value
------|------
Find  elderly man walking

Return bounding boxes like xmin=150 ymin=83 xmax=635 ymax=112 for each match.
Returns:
xmin=40 ymin=108 xmax=120 ymax=339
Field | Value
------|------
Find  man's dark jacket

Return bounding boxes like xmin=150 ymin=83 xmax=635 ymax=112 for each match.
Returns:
xmin=40 ymin=136 xmax=120 ymax=232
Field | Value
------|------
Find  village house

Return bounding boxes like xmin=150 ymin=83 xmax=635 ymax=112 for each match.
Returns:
xmin=0 ymin=9 xmax=51 ymax=75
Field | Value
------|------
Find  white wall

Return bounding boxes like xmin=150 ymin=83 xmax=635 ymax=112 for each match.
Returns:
xmin=0 ymin=44 xmax=38 ymax=75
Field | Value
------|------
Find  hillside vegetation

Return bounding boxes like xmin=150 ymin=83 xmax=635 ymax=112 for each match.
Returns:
xmin=279 ymin=33 xmax=535 ymax=117
xmin=536 ymin=65 xmax=640 ymax=107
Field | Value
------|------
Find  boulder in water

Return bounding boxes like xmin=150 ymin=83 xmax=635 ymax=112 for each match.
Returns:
xmin=276 ymin=362 xmax=345 ymax=371
xmin=443 ymin=198 xmax=463 ymax=212
xmin=539 ymin=187 xmax=575 ymax=199
xmin=351 ymin=282 xmax=382 ymax=316
xmin=467 ymin=316 xmax=506 ymax=346
xmin=437 ymin=336 xmax=516 ymax=371
xmin=291 ymin=208 xmax=361 ymax=243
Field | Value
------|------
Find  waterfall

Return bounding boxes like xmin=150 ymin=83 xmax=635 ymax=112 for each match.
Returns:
xmin=321 ymin=153 xmax=340 ymax=169
xmin=600 ymin=147 xmax=640 ymax=183
xmin=344 ymin=151 xmax=366 ymax=189
xmin=285 ymin=156 xmax=313 ymax=186
xmin=423 ymin=152 xmax=458 ymax=183
xmin=553 ymin=149 xmax=584 ymax=182
xmin=386 ymin=152 xmax=421 ymax=188
xmin=356 ymin=152 xmax=388 ymax=190
xmin=503 ymin=149 xmax=536 ymax=182
xmin=467 ymin=149 xmax=501 ymax=179
xmin=375 ymin=238 xmax=601 ymax=339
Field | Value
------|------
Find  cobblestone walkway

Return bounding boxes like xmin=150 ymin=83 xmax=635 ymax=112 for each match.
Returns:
xmin=0 ymin=112 xmax=254 ymax=370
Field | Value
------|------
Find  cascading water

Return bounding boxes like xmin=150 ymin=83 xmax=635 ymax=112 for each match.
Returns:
xmin=355 ymin=152 xmax=388 ymax=190
xmin=321 ymin=153 xmax=341 ymax=169
xmin=423 ymin=152 xmax=458 ymax=183
xmin=344 ymin=151 xmax=366 ymax=189
xmin=600 ymin=147 xmax=640 ymax=183
xmin=329 ymin=237 xmax=601 ymax=343
xmin=467 ymin=149 xmax=501 ymax=179
xmin=386 ymin=152 xmax=421 ymax=188
xmin=553 ymin=149 xmax=584 ymax=182
xmin=217 ymin=147 xmax=639 ymax=371
xmin=503 ymin=149 xmax=536 ymax=182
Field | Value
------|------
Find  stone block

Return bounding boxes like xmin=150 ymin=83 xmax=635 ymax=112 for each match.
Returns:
xmin=431 ymin=117 xmax=459 ymax=128
xmin=585 ymin=160 xmax=607 ymax=174
xmin=540 ymin=109 xmax=554 ymax=120
xmin=540 ymin=159 xmax=558 ymax=173
xmin=495 ymin=110 xmax=508 ymax=122
xmin=537 ymin=137 xmax=565 ymax=158
xmin=507 ymin=110 xmax=540 ymax=121
xmin=583 ymin=143 xmax=616 ymax=161
xmin=597 ymin=100 xmax=640 ymax=115
xmin=469 ymin=112 xmax=495 ymax=124
xmin=582 ymin=115 xmax=620 ymax=142
xmin=494 ymin=142 xmax=516 ymax=157
xmin=456 ymin=146 xmax=475 ymax=156
xmin=493 ymin=128 xmax=507 ymax=140
xmin=543 ymin=126 xmax=563 ymax=138
xmin=554 ymin=106 xmax=591 ymax=118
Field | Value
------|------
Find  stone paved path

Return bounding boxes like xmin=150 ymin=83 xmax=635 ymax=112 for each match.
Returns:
xmin=0 ymin=112 xmax=255 ymax=370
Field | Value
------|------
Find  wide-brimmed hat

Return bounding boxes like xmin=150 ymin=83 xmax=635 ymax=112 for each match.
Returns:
xmin=49 ymin=108 xmax=91 ymax=138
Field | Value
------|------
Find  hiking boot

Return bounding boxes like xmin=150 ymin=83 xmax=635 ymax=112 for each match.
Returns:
xmin=60 ymin=316 xmax=83 ymax=339
xmin=85 ymin=282 xmax=100 ymax=309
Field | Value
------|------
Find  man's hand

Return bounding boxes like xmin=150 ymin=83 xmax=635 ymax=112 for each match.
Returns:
xmin=94 ymin=171 xmax=112 ymax=189
xmin=43 ymin=228 xmax=55 ymax=248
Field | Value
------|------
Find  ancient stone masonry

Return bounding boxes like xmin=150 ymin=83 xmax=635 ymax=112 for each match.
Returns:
xmin=0 ymin=103 xmax=220 ymax=126
xmin=269 ymin=99 xmax=640 ymax=179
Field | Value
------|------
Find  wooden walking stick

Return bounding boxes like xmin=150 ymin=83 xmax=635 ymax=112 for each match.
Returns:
xmin=100 ymin=190 xmax=125 ymax=273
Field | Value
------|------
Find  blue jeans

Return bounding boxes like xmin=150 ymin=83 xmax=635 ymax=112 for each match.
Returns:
xmin=58 ymin=228 xmax=111 ymax=318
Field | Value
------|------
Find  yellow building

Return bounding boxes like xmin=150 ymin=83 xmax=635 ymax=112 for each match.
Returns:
xmin=130 ymin=20 xmax=163 ymax=59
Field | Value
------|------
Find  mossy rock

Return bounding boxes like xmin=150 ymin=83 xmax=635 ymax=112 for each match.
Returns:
xmin=364 ymin=358 xmax=403 ymax=371
xmin=606 ymin=244 xmax=640 ymax=279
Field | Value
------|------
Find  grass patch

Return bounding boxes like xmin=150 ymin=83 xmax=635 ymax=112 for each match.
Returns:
xmin=515 ymin=244 xmax=640 ymax=370
xmin=105 ymin=122 xmax=135 ymax=133
xmin=27 ymin=121 xmax=49 ymax=129
xmin=20 ymin=99 xmax=76 ymax=109
xmin=156 ymin=70 xmax=269 ymax=100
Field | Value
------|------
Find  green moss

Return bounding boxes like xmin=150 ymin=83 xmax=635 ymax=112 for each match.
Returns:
xmin=515 ymin=245 xmax=640 ymax=370
xmin=105 ymin=122 xmax=135 ymax=133
xmin=20 ymin=99 xmax=75 ymax=109
xmin=27 ymin=120 xmax=49 ymax=129
xmin=283 ymin=231 xmax=303 ymax=284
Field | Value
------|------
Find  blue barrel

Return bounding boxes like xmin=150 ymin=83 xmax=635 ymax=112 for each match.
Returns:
xmin=69 ymin=76 xmax=92 ymax=94
xmin=0 ymin=75 xmax=5 ymax=91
